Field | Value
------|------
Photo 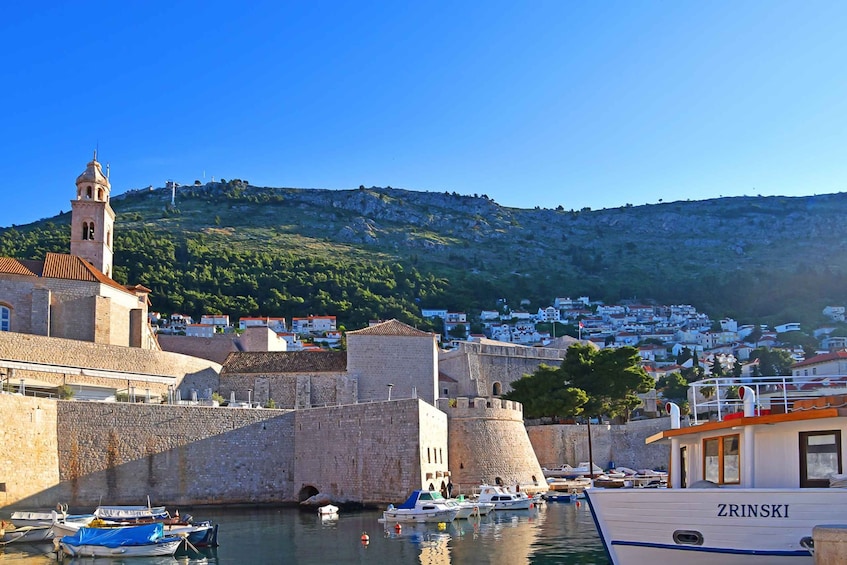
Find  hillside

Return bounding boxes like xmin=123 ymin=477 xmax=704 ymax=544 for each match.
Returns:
xmin=3 ymin=181 xmax=847 ymax=330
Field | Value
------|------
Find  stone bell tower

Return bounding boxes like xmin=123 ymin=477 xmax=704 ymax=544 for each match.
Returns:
xmin=70 ymin=152 xmax=115 ymax=278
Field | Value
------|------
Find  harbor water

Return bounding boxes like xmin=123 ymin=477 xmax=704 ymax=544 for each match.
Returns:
xmin=0 ymin=501 xmax=609 ymax=564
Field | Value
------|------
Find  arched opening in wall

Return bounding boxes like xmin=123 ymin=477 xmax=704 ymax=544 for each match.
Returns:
xmin=297 ymin=485 xmax=320 ymax=503
xmin=532 ymin=475 xmax=538 ymax=484
xmin=439 ymin=481 xmax=448 ymax=498
xmin=428 ymin=483 xmax=435 ymax=491
xmin=98 ymin=187 xmax=104 ymax=200
xmin=492 ymin=382 xmax=502 ymax=396
xmin=495 ymin=476 xmax=503 ymax=486
xmin=82 ymin=222 xmax=90 ymax=240
xmin=87 ymin=222 xmax=95 ymax=240
xmin=86 ymin=186 xmax=93 ymax=199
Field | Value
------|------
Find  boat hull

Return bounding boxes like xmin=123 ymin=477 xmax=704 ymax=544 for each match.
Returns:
xmin=586 ymin=488 xmax=846 ymax=565
xmin=60 ymin=538 xmax=182 ymax=557
xmin=382 ymin=508 xmax=458 ymax=523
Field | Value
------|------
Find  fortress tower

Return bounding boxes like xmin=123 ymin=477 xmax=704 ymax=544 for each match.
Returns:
xmin=438 ymin=397 xmax=545 ymax=495
xmin=71 ymin=153 xmax=115 ymax=277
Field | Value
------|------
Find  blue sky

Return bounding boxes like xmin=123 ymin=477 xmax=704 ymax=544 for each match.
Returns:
xmin=2 ymin=1 xmax=846 ymax=227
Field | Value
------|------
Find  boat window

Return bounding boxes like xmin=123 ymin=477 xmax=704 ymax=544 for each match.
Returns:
xmin=680 ymin=446 xmax=688 ymax=488
xmin=703 ymin=434 xmax=741 ymax=484
xmin=673 ymin=530 xmax=704 ymax=545
xmin=800 ymin=430 xmax=843 ymax=488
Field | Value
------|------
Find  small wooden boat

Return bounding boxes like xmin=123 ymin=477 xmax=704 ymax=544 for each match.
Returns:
xmin=59 ymin=522 xmax=183 ymax=557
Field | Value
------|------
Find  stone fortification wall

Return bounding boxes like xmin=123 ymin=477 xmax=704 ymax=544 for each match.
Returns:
xmin=0 ymin=394 xmax=59 ymax=509
xmin=218 ymin=371 xmax=352 ymax=409
xmin=0 ymin=395 xmax=447 ymax=511
xmin=527 ymin=418 xmax=670 ymax=471
xmin=347 ymin=334 xmax=439 ymax=403
xmin=0 ymin=332 xmax=220 ymax=397
xmin=438 ymin=397 xmax=545 ymax=495
xmin=294 ymin=398 xmax=448 ymax=505
xmin=53 ymin=402 xmax=296 ymax=509
xmin=439 ymin=342 xmax=565 ymax=398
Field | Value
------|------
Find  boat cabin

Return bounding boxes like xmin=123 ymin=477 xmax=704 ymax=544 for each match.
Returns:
xmin=651 ymin=376 xmax=847 ymax=489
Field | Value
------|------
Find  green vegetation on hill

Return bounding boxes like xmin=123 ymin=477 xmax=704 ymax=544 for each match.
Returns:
xmin=3 ymin=181 xmax=847 ymax=329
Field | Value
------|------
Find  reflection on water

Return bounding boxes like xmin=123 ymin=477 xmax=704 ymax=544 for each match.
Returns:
xmin=0 ymin=502 xmax=608 ymax=564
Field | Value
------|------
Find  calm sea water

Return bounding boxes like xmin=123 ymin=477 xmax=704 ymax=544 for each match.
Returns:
xmin=0 ymin=502 xmax=609 ymax=564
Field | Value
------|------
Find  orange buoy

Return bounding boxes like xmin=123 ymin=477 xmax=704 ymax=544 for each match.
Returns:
xmin=361 ymin=532 xmax=370 ymax=544
xmin=575 ymin=501 xmax=581 ymax=508
xmin=394 ymin=523 xmax=402 ymax=532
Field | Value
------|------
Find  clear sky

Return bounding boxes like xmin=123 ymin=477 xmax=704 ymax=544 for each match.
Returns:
xmin=2 ymin=1 xmax=846 ymax=228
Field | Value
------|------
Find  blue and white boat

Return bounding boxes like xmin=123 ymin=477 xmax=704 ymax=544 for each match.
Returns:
xmin=381 ymin=490 xmax=459 ymax=523
xmin=59 ymin=522 xmax=183 ymax=557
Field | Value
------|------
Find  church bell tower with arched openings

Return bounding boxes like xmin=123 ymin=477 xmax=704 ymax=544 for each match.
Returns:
xmin=70 ymin=152 xmax=115 ymax=278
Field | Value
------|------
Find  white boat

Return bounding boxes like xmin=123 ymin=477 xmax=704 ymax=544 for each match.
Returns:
xmin=476 ymin=484 xmax=534 ymax=510
xmin=59 ymin=522 xmax=183 ymax=557
xmin=446 ymin=497 xmax=495 ymax=518
xmin=317 ymin=504 xmax=339 ymax=517
xmin=93 ymin=505 xmax=169 ymax=523
xmin=381 ymin=490 xmax=459 ymax=523
xmin=9 ymin=509 xmax=93 ymax=528
xmin=0 ymin=524 xmax=54 ymax=544
xmin=587 ymin=377 xmax=847 ymax=565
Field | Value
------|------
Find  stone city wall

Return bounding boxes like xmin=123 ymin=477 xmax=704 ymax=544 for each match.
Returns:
xmin=0 ymin=394 xmax=59 ymax=509
xmin=527 ymin=418 xmax=670 ymax=471
xmin=218 ymin=371 xmax=349 ymax=409
xmin=55 ymin=401 xmax=297 ymax=509
xmin=0 ymin=395 xmax=448 ymax=511
xmin=439 ymin=342 xmax=566 ymax=398
xmin=293 ymin=398 xmax=448 ymax=505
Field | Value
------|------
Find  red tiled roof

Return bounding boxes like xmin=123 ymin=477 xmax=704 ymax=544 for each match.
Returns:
xmin=792 ymin=350 xmax=847 ymax=369
xmin=1 ymin=253 xmax=134 ymax=295
xmin=0 ymin=257 xmax=39 ymax=276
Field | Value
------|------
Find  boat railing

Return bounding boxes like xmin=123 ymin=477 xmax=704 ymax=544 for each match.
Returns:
xmin=689 ymin=374 xmax=847 ymax=425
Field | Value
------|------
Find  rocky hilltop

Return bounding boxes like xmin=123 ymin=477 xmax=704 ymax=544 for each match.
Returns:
xmin=6 ymin=182 xmax=847 ymax=327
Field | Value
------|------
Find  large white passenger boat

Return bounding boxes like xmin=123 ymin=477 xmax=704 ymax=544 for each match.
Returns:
xmin=587 ymin=375 xmax=847 ymax=565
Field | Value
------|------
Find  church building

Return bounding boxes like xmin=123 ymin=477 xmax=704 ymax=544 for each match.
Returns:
xmin=0 ymin=154 xmax=157 ymax=349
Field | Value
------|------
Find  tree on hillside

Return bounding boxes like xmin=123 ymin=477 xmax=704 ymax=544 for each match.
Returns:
xmin=749 ymin=347 xmax=795 ymax=376
xmin=503 ymin=365 xmax=588 ymax=420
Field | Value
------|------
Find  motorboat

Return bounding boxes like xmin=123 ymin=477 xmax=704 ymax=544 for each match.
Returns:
xmin=476 ymin=484 xmax=534 ymax=510
xmin=587 ymin=376 xmax=847 ymax=564
xmin=543 ymin=491 xmax=577 ymax=502
xmin=446 ymin=496 xmax=495 ymax=518
xmin=58 ymin=522 xmax=183 ymax=557
xmin=381 ymin=490 xmax=459 ymax=523
xmin=317 ymin=504 xmax=339 ymax=517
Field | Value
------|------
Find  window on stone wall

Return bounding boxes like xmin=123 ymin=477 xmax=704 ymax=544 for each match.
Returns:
xmin=82 ymin=222 xmax=89 ymax=240
xmin=493 ymin=382 xmax=502 ymax=396
xmin=86 ymin=186 xmax=93 ymax=199
xmin=88 ymin=222 xmax=95 ymax=240
xmin=0 ymin=305 xmax=9 ymax=331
